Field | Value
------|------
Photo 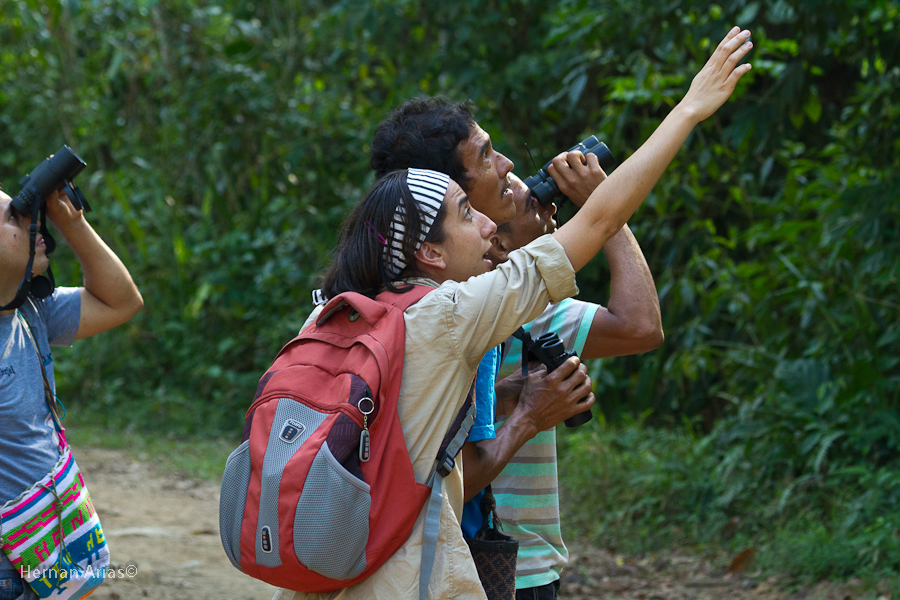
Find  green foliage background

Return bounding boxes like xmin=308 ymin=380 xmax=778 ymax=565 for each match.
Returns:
xmin=2 ymin=0 xmax=897 ymax=581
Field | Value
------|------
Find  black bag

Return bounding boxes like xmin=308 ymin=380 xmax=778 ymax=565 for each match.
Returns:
xmin=465 ymin=485 xmax=519 ymax=600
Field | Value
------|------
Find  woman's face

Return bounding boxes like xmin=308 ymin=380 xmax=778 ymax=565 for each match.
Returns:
xmin=424 ymin=179 xmax=497 ymax=283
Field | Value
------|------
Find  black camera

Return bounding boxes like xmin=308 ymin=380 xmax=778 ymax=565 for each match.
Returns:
xmin=523 ymin=135 xmax=617 ymax=207
xmin=514 ymin=329 xmax=593 ymax=428
xmin=0 ymin=146 xmax=90 ymax=311
xmin=11 ymin=145 xmax=91 ymax=216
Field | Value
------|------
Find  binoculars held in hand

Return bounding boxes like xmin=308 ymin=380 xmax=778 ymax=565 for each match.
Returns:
xmin=12 ymin=145 xmax=91 ymax=216
xmin=524 ymin=135 xmax=617 ymax=207
xmin=514 ymin=328 xmax=593 ymax=428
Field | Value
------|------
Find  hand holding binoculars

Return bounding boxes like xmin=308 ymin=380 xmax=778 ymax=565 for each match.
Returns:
xmin=523 ymin=135 xmax=617 ymax=207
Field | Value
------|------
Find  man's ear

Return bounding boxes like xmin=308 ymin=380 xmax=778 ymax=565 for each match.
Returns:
xmin=487 ymin=234 xmax=509 ymax=268
xmin=414 ymin=242 xmax=446 ymax=271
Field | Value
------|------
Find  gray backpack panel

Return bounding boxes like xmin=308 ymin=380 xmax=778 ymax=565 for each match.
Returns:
xmin=294 ymin=441 xmax=370 ymax=579
xmin=220 ymin=439 xmax=251 ymax=570
xmin=255 ymin=399 xmax=328 ymax=568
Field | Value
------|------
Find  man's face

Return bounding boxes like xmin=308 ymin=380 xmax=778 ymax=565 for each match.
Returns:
xmin=498 ymin=174 xmax=558 ymax=251
xmin=456 ymin=123 xmax=516 ymax=224
xmin=0 ymin=192 xmax=49 ymax=282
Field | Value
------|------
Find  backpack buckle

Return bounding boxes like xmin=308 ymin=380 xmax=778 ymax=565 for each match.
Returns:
xmin=437 ymin=453 xmax=455 ymax=477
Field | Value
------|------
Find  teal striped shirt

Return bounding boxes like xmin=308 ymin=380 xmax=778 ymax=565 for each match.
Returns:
xmin=494 ymin=298 xmax=598 ymax=588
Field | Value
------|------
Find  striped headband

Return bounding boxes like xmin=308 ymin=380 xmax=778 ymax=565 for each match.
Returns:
xmin=384 ymin=168 xmax=449 ymax=280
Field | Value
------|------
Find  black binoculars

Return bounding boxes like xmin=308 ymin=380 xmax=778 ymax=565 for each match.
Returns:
xmin=514 ymin=328 xmax=593 ymax=428
xmin=523 ymin=135 xmax=617 ymax=207
xmin=0 ymin=146 xmax=91 ymax=311
xmin=12 ymin=145 xmax=91 ymax=216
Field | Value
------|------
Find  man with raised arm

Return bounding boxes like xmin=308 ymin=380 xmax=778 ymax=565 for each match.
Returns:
xmin=372 ymin=99 xmax=664 ymax=594
xmin=366 ymin=27 xmax=752 ymax=600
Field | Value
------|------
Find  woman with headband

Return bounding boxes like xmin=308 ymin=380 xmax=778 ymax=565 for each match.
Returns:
xmin=278 ymin=167 xmax=589 ymax=600
xmin=277 ymin=26 xmax=754 ymax=600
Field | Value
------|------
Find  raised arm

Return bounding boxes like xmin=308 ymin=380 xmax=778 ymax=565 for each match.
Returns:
xmin=553 ymin=27 xmax=753 ymax=272
xmin=579 ymin=225 xmax=663 ymax=359
xmin=552 ymin=165 xmax=664 ymax=359
xmin=45 ymin=190 xmax=143 ymax=339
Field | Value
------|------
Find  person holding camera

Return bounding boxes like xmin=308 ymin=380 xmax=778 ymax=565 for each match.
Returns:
xmin=370 ymin=98 xmax=608 ymax=492
xmin=492 ymin=174 xmax=663 ymax=600
xmin=0 ymin=184 xmax=143 ymax=599
xmin=372 ymin=101 xmax=663 ymax=598
xmin=369 ymin=26 xmax=753 ymax=599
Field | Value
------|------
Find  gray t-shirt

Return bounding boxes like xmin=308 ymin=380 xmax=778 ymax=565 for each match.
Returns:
xmin=0 ymin=287 xmax=80 ymax=569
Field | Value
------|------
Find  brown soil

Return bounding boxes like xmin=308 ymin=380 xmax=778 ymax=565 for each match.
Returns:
xmin=78 ymin=447 xmax=276 ymax=600
xmin=557 ymin=545 xmax=885 ymax=600
xmin=75 ymin=447 xmax=884 ymax=600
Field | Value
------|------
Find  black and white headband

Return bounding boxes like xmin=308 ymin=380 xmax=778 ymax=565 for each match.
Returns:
xmin=311 ymin=168 xmax=450 ymax=306
xmin=384 ymin=168 xmax=449 ymax=280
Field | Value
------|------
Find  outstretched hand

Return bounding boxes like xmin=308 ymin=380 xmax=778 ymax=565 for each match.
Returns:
xmin=681 ymin=27 xmax=754 ymax=123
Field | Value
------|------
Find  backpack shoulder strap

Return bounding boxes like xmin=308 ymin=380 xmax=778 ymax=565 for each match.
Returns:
xmin=435 ymin=388 xmax=476 ymax=478
xmin=419 ymin=385 xmax=477 ymax=600
xmin=375 ymin=285 xmax=433 ymax=311
xmin=313 ymin=285 xmax=433 ymax=328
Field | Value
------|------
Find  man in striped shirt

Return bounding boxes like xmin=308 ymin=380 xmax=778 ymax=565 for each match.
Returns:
xmin=489 ymin=170 xmax=664 ymax=599
xmin=370 ymin=99 xmax=597 ymax=533
xmin=371 ymin=97 xmax=664 ymax=599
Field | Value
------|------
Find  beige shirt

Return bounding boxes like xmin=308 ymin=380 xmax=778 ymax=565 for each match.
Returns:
xmin=276 ymin=234 xmax=577 ymax=600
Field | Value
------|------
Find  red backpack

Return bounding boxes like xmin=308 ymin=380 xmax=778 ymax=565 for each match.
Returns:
xmin=219 ymin=287 xmax=475 ymax=597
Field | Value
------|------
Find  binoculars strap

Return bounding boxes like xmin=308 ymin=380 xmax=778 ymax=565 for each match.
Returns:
xmin=0 ymin=207 xmax=56 ymax=311
xmin=511 ymin=327 xmax=534 ymax=378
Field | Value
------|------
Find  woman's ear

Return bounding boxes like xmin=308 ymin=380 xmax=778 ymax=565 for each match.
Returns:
xmin=487 ymin=234 xmax=509 ymax=268
xmin=414 ymin=241 xmax=446 ymax=272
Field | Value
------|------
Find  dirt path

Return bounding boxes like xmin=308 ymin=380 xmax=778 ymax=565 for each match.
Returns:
xmin=79 ymin=447 xmax=277 ymax=600
xmin=76 ymin=447 xmax=873 ymax=600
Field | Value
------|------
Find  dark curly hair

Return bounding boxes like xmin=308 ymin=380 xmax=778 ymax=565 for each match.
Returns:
xmin=370 ymin=96 xmax=476 ymax=191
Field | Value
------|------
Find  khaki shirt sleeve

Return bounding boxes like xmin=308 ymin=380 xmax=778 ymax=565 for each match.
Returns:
xmin=503 ymin=234 xmax=579 ymax=305
xmin=421 ymin=234 xmax=578 ymax=372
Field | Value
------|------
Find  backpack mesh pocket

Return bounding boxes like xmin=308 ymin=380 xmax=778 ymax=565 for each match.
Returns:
xmin=220 ymin=439 xmax=251 ymax=570
xmin=293 ymin=441 xmax=370 ymax=580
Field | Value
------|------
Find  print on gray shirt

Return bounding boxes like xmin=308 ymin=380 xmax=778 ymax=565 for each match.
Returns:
xmin=0 ymin=288 xmax=80 ymax=570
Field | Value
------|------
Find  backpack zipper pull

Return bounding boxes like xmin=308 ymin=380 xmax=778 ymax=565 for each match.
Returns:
xmin=358 ymin=397 xmax=374 ymax=462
